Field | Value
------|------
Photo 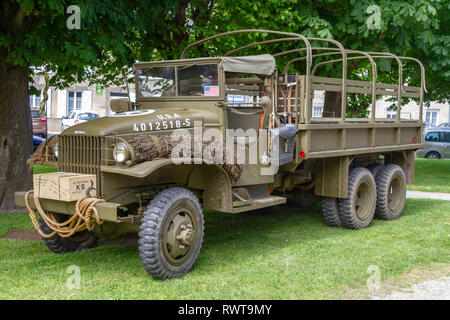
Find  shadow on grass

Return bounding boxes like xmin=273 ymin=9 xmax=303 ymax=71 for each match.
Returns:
xmin=76 ymin=198 xmax=444 ymax=271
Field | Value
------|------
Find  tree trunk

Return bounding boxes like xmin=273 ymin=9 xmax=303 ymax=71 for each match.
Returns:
xmin=323 ymin=91 xmax=342 ymax=118
xmin=0 ymin=54 xmax=33 ymax=212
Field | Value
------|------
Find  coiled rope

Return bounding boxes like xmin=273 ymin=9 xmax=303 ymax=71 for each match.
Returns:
xmin=24 ymin=190 xmax=105 ymax=238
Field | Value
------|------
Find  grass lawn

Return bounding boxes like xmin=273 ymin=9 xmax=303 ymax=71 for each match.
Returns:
xmin=410 ymin=158 xmax=450 ymax=193
xmin=0 ymin=198 xmax=448 ymax=299
xmin=33 ymin=164 xmax=58 ymax=175
xmin=1 ymin=160 xmax=446 ymax=299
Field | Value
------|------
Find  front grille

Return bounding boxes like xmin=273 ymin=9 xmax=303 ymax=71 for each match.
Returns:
xmin=58 ymin=135 xmax=102 ymax=196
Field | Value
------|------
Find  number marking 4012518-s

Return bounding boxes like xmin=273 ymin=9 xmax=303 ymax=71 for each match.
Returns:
xmin=133 ymin=118 xmax=191 ymax=132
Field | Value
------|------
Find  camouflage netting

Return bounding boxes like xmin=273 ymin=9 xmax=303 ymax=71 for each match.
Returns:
xmin=128 ymin=134 xmax=243 ymax=183
xmin=29 ymin=135 xmax=58 ymax=169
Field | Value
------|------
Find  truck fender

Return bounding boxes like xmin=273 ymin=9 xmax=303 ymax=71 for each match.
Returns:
xmin=101 ymin=161 xmax=233 ymax=212
xmin=188 ymin=165 xmax=233 ymax=213
xmin=100 ymin=159 xmax=174 ymax=178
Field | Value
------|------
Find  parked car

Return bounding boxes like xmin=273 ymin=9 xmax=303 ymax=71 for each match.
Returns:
xmin=31 ymin=108 xmax=47 ymax=138
xmin=32 ymin=135 xmax=45 ymax=152
xmin=415 ymin=128 xmax=450 ymax=159
xmin=438 ymin=122 xmax=450 ymax=128
xmin=61 ymin=111 xmax=100 ymax=131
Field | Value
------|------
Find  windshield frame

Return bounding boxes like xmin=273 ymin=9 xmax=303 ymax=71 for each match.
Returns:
xmin=135 ymin=58 xmax=224 ymax=101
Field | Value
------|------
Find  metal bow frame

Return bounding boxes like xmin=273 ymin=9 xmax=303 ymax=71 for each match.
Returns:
xmin=181 ymin=29 xmax=426 ymax=124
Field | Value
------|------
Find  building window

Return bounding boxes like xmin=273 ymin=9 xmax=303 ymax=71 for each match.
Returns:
xmin=67 ymin=91 xmax=82 ymax=114
xmin=425 ymin=110 xmax=439 ymax=127
xmin=312 ymin=106 xmax=323 ymax=118
xmin=386 ymin=107 xmax=397 ymax=119
xmin=29 ymin=94 xmax=42 ymax=108
xmin=110 ymin=92 xmax=128 ymax=99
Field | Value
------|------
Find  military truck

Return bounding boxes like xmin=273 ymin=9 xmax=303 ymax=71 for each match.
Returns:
xmin=15 ymin=30 xmax=425 ymax=279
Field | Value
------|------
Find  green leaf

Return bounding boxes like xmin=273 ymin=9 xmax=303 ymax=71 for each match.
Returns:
xmin=18 ymin=0 xmax=34 ymax=12
xmin=28 ymin=85 xmax=40 ymax=96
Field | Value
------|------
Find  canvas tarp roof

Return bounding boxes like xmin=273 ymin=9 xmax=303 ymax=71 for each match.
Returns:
xmin=221 ymin=54 xmax=276 ymax=75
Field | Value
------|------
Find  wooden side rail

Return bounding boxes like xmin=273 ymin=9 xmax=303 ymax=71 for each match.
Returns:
xmin=311 ymin=76 xmax=420 ymax=99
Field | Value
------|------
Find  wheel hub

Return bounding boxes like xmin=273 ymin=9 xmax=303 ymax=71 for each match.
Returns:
xmin=177 ymin=224 xmax=195 ymax=246
xmin=388 ymin=176 xmax=404 ymax=213
xmin=164 ymin=210 xmax=196 ymax=262
xmin=354 ymin=179 xmax=374 ymax=221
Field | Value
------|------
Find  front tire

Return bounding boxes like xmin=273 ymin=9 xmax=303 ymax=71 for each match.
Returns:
xmin=338 ymin=167 xmax=376 ymax=229
xmin=138 ymin=187 xmax=204 ymax=280
xmin=39 ymin=215 xmax=98 ymax=253
xmin=375 ymin=164 xmax=407 ymax=220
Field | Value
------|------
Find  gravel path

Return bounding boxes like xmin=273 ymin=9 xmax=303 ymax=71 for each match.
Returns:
xmin=371 ymin=276 xmax=450 ymax=300
xmin=407 ymin=191 xmax=450 ymax=201
xmin=374 ymin=188 xmax=449 ymax=300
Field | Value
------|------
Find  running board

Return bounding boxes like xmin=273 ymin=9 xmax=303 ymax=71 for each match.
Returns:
xmin=231 ymin=196 xmax=286 ymax=213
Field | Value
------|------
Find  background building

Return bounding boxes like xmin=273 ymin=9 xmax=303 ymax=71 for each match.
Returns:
xmin=374 ymin=97 xmax=449 ymax=126
xmin=30 ymin=74 xmax=135 ymax=133
xmin=311 ymin=91 xmax=449 ymax=126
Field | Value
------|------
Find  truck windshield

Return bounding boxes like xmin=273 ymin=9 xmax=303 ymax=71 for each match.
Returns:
xmin=137 ymin=64 xmax=219 ymax=98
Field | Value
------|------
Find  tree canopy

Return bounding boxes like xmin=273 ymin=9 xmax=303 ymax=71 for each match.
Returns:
xmin=3 ymin=0 xmax=448 ymax=98
xmin=205 ymin=0 xmax=449 ymax=102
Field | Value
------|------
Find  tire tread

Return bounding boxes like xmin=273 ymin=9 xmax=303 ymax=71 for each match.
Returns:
xmin=375 ymin=164 xmax=406 ymax=220
xmin=39 ymin=216 xmax=97 ymax=253
xmin=338 ymin=167 xmax=376 ymax=230
xmin=138 ymin=187 xmax=204 ymax=280
xmin=322 ymin=197 xmax=342 ymax=227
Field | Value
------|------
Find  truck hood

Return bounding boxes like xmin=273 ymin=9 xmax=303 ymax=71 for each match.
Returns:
xmin=61 ymin=108 xmax=220 ymax=136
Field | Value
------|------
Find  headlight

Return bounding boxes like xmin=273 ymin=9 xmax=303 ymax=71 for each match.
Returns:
xmin=54 ymin=142 xmax=59 ymax=159
xmin=113 ymin=142 xmax=130 ymax=164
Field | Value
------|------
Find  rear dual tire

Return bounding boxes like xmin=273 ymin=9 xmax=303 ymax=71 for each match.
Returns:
xmin=322 ymin=168 xmax=377 ymax=229
xmin=368 ymin=163 xmax=384 ymax=180
xmin=338 ymin=167 xmax=376 ymax=229
xmin=322 ymin=164 xmax=407 ymax=229
xmin=322 ymin=197 xmax=342 ymax=227
xmin=374 ymin=164 xmax=407 ymax=220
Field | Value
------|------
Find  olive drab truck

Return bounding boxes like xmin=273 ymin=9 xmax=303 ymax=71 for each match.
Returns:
xmin=15 ymin=30 xmax=425 ymax=279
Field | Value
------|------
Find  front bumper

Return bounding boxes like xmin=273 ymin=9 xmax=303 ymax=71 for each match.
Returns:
xmin=14 ymin=191 xmax=120 ymax=223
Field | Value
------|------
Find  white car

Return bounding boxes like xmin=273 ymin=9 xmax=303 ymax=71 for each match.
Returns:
xmin=438 ymin=122 xmax=450 ymax=128
xmin=61 ymin=111 xmax=100 ymax=131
